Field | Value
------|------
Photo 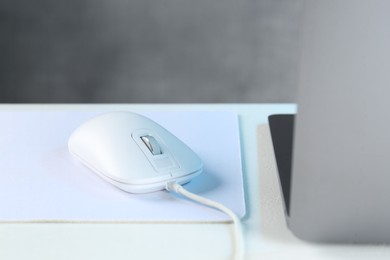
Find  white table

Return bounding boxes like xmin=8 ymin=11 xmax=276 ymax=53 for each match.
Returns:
xmin=1 ymin=104 xmax=388 ymax=260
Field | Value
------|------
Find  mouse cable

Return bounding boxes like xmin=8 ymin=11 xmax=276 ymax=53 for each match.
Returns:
xmin=166 ymin=182 xmax=244 ymax=260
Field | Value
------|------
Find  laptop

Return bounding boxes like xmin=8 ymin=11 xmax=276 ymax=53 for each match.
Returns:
xmin=269 ymin=1 xmax=390 ymax=243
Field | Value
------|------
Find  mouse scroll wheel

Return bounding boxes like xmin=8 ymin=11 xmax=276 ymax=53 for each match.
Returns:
xmin=140 ymin=135 xmax=162 ymax=155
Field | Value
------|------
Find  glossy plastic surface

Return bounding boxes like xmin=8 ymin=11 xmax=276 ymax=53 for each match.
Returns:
xmin=68 ymin=111 xmax=203 ymax=193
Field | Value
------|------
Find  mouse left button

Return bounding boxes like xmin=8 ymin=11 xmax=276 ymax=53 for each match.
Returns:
xmin=140 ymin=135 xmax=162 ymax=155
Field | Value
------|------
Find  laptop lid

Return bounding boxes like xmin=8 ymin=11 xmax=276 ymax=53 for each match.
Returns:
xmin=289 ymin=0 xmax=390 ymax=243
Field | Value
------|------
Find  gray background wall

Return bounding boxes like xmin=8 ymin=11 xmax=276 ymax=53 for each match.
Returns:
xmin=1 ymin=0 xmax=303 ymax=103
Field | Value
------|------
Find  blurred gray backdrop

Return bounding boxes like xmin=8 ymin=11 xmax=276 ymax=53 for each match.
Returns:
xmin=1 ymin=0 xmax=303 ymax=103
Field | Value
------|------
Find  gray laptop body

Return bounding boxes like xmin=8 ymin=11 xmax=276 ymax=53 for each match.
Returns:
xmin=270 ymin=1 xmax=390 ymax=243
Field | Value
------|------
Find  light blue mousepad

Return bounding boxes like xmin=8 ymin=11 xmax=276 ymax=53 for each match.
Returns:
xmin=0 ymin=110 xmax=245 ymax=222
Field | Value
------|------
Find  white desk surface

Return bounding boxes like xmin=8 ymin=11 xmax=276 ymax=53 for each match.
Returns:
xmin=1 ymin=104 xmax=389 ymax=260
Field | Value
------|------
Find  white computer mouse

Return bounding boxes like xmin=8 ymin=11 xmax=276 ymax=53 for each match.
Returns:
xmin=68 ymin=111 xmax=203 ymax=193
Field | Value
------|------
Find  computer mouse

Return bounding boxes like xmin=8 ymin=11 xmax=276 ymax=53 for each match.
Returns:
xmin=68 ymin=111 xmax=203 ymax=193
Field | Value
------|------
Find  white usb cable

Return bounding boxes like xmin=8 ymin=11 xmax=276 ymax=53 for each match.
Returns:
xmin=166 ymin=182 xmax=244 ymax=260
